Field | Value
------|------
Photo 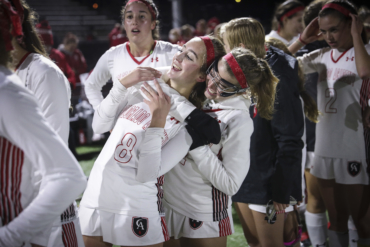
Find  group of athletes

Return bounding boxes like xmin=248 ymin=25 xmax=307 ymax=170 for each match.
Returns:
xmin=0 ymin=0 xmax=370 ymax=246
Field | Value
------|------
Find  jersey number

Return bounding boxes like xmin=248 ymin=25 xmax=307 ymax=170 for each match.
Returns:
xmin=114 ymin=133 xmax=137 ymax=163
xmin=325 ymin=88 xmax=337 ymax=113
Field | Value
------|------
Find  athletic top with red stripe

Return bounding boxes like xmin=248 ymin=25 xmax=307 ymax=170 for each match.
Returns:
xmin=0 ymin=66 xmax=86 ymax=246
xmin=84 ymin=41 xmax=179 ymax=109
xmin=80 ymin=77 xmax=196 ymax=218
xmin=298 ymin=44 xmax=370 ymax=161
xmin=164 ymin=96 xmax=253 ymax=222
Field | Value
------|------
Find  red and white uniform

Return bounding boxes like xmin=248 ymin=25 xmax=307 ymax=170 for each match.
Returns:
xmin=84 ymin=41 xmax=179 ymax=109
xmin=0 ymin=65 xmax=86 ymax=247
xmin=298 ymin=45 xmax=370 ymax=184
xmin=164 ymin=96 xmax=253 ymax=238
xmin=80 ymin=77 xmax=195 ymax=245
xmin=15 ymin=53 xmax=84 ymax=246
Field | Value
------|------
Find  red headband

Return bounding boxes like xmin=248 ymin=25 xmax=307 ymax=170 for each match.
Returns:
xmin=223 ymin=53 xmax=248 ymax=89
xmin=126 ymin=0 xmax=156 ymax=20
xmin=0 ymin=0 xmax=23 ymax=51
xmin=279 ymin=6 xmax=305 ymax=21
xmin=200 ymin=36 xmax=215 ymax=68
xmin=322 ymin=3 xmax=350 ymax=17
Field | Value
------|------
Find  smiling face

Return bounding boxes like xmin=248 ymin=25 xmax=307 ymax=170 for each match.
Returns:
xmin=205 ymin=59 xmax=239 ymax=101
xmin=319 ymin=14 xmax=352 ymax=51
xmin=167 ymin=37 xmax=206 ymax=86
xmin=123 ymin=2 xmax=156 ymax=44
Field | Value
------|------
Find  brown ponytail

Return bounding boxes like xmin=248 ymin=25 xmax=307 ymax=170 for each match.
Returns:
xmin=265 ymin=37 xmax=319 ymax=123
xmin=19 ymin=0 xmax=48 ymax=57
xmin=224 ymin=47 xmax=278 ymax=120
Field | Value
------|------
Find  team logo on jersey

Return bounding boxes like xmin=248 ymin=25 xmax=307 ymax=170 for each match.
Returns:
xmin=346 ymin=56 xmax=354 ymax=62
xmin=151 ymin=57 xmax=159 ymax=62
xmin=348 ymin=161 xmax=361 ymax=177
xmin=132 ymin=217 xmax=149 ymax=237
xmin=189 ymin=218 xmax=203 ymax=230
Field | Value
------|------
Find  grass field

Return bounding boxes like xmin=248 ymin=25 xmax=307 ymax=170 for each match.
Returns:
xmin=76 ymin=145 xmax=307 ymax=247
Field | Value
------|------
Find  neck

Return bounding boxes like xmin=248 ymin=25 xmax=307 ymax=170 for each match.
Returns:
xmin=338 ymin=39 xmax=354 ymax=52
xmin=11 ymin=42 xmax=29 ymax=69
xmin=278 ymin=29 xmax=294 ymax=42
xmin=169 ymin=80 xmax=195 ymax=99
xmin=129 ymin=38 xmax=155 ymax=57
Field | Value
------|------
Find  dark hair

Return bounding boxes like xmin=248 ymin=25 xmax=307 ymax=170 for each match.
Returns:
xmin=189 ymin=35 xmax=226 ymax=109
xmin=224 ymin=47 xmax=278 ymax=120
xmin=0 ymin=2 xmax=10 ymax=67
xmin=19 ymin=0 xmax=48 ymax=57
xmin=272 ymin=0 xmax=305 ymax=31
xmin=303 ymin=0 xmax=327 ymax=26
xmin=63 ymin=32 xmax=79 ymax=45
xmin=319 ymin=0 xmax=367 ymax=44
xmin=265 ymin=37 xmax=319 ymax=123
xmin=121 ymin=0 xmax=160 ymax=40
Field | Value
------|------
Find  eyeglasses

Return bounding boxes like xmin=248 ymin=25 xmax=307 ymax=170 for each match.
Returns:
xmin=206 ymin=59 xmax=247 ymax=97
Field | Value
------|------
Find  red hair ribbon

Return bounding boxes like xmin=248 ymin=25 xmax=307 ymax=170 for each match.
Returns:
xmin=322 ymin=3 xmax=350 ymax=17
xmin=200 ymin=36 xmax=215 ymax=68
xmin=126 ymin=0 xmax=156 ymax=20
xmin=279 ymin=6 xmax=305 ymax=22
xmin=223 ymin=53 xmax=248 ymax=89
xmin=0 ymin=0 xmax=23 ymax=51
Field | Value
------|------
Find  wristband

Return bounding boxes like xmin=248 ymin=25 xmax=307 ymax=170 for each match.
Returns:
xmin=299 ymin=34 xmax=307 ymax=45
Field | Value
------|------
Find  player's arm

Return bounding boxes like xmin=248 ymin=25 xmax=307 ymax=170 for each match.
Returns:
xmin=350 ymin=14 xmax=370 ymax=79
xmin=270 ymin=73 xmax=304 ymax=204
xmin=84 ymin=48 xmax=114 ymax=109
xmin=33 ymin=68 xmax=70 ymax=143
xmin=0 ymin=85 xmax=86 ymax=246
xmin=92 ymin=78 xmax=130 ymax=134
xmin=189 ymin=115 xmax=253 ymax=196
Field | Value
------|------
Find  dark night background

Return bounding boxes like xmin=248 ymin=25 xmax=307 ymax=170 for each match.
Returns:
xmin=85 ymin=0 xmax=369 ymax=35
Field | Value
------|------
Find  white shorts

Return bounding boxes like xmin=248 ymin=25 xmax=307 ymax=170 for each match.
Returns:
xmin=165 ymin=207 xmax=234 ymax=239
xmin=306 ymin=151 xmax=315 ymax=169
xmin=79 ymin=206 xmax=169 ymax=246
xmin=248 ymin=204 xmax=294 ymax=213
xmin=47 ymin=218 xmax=85 ymax=247
xmin=310 ymin=155 xmax=369 ymax=185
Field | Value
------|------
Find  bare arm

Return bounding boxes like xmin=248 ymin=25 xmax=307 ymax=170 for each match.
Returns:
xmin=351 ymin=14 xmax=370 ymax=79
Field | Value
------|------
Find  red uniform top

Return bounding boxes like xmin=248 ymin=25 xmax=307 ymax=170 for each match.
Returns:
xmin=61 ymin=48 xmax=87 ymax=83
xmin=109 ymin=27 xmax=129 ymax=47
xmin=49 ymin=48 xmax=76 ymax=88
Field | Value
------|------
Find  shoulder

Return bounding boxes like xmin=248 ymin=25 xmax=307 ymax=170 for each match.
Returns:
xmin=223 ymin=109 xmax=252 ymax=130
xmin=155 ymin=41 xmax=180 ymax=53
xmin=267 ymin=46 xmax=298 ymax=75
xmin=30 ymin=53 xmax=64 ymax=75
xmin=365 ymin=44 xmax=370 ymax=54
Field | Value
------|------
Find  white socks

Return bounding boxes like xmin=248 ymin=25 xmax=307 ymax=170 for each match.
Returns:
xmin=328 ymin=230 xmax=349 ymax=247
xmin=305 ymin=211 xmax=328 ymax=247
xmin=348 ymin=216 xmax=358 ymax=247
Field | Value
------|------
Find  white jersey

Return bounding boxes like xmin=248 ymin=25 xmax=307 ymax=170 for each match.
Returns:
xmin=84 ymin=41 xmax=179 ymax=109
xmin=15 ymin=53 xmax=71 ymax=144
xmin=80 ymin=78 xmax=195 ymax=218
xmin=266 ymin=30 xmax=299 ymax=47
xmin=298 ymin=44 xmax=370 ymax=161
xmin=0 ymin=66 xmax=86 ymax=247
xmin=164 ymin=96 xmax=253 ymax=222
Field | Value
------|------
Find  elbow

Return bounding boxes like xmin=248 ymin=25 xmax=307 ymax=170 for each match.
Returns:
xmin=225 ymin=181 xmax=241 ymax=196
xmin=359 ymin=72 xmax=370 ymax=80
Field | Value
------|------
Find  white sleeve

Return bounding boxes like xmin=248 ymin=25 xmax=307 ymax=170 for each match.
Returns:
xmin=168 ymin=94 xmax=196 ymax=122
xmin=297 ymin=48 xmax=324 ymax=75
xmin=33 ymin=68 xmax=70 ymax=144
xmin=189 ymin=115 xmax=253 ymax=196
xmin=92 ymin=81 xmax=130 ymax=134
xmin=0 ymin=85 xmax=87 ymax=247
xmin=136 ymin=127 xmax=192 ymax=183
xmin=84 ymin=48 xmax=113 ymax=109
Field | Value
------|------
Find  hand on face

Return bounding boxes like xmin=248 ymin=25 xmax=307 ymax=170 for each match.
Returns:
xmin=350 ymin=13 xmax=364 ymax=38
xmin=300 ymin=17 xmax=323 ymax=44
xmin=141 ymin=80 xmax=171 ymax=128
xmin=119 ymin=67 xmax=162 ymax=88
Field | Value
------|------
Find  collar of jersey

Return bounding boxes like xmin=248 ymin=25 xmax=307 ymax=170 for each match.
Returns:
xmin=126 ymin=41 xmax=157 ymax=65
